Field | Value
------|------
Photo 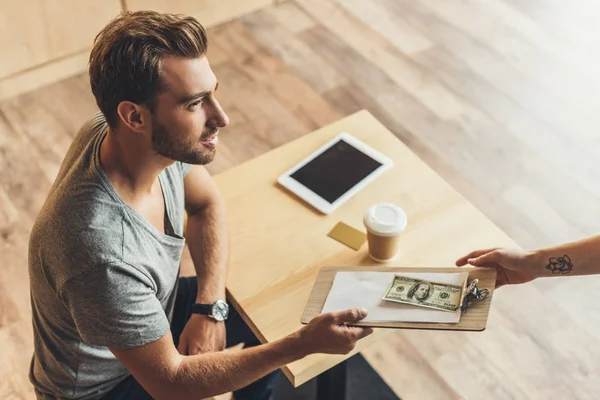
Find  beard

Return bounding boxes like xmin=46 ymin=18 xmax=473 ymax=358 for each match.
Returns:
xmin=151 ymin=118 xmax=216 ymax=165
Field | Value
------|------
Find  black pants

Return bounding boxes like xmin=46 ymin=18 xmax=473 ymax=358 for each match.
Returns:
xmin=103 ymin=277 xmax=280 ymax=400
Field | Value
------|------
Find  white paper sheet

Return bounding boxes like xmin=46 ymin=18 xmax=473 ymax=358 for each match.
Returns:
xmin=321 ymin=271 xmax=469 ymax=323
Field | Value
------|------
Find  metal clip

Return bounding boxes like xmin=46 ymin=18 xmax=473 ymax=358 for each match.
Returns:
xmin=461 ymin=279 xmax=490 ymax=312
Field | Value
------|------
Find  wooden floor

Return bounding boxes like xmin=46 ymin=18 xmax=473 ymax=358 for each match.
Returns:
xmin=2 ymin=0 xmax=600 ymax=399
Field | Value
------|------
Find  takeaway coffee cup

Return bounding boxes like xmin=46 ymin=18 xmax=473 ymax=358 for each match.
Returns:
xmin=363 ymin=203 xmax=407 ymax=263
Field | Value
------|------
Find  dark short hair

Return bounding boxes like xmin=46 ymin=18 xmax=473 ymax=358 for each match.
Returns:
xmin=89 ymin=11 xmax=208 ymax=128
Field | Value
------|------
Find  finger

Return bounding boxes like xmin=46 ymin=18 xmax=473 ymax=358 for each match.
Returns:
xmin=188 ymin=345 xmax=201 ymax=356
xmin=331 ymin=308 xmax=368 ymax=324
xmin=468 ymin=251 xmax=501 ymax=267
xmin=177 ymin=337 xmax=188 ymax=355
xmin=227 ymin=342 xmax=246 ymax=350
xmin=456 ymin=248 xmax=498 ymax=266
xmin=223 ymin=343 xmax=244 ymax=353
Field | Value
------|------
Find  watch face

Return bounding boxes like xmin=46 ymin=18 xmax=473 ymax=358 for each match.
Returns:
xmin=211 ymin=301 xmax=229 ymax=321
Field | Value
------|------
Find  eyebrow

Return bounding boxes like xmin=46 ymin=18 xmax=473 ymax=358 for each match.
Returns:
xmin=178 ymin=81 xmax=219 ymax=105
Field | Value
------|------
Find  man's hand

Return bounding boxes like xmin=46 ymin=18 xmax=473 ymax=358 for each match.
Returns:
xmin=297 ymin=308 xmax=374 ymax=355
xmin=177 ymin=314 xmax=226 ymax=355
xmin=456 ymin=248 xmax=538 ymax=288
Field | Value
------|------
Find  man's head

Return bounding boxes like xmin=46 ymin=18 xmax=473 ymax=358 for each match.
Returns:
xmin=89 ymin=11 xmax=229 ymax=165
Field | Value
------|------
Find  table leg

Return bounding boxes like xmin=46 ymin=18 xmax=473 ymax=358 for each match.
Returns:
xmin=316 ymin=360 xmax=347 ymax=400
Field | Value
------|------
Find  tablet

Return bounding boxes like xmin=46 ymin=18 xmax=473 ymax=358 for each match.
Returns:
xmin=277 ymin=133 xmax=393 ymax=214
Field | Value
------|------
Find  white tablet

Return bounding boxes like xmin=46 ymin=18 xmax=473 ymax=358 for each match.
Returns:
xmin=277 ymin=132 xmax=393 ymax=214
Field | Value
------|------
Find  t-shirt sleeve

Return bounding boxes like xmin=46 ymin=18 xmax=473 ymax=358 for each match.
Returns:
xmin=58 ymin=263 xmax=170 ymax=348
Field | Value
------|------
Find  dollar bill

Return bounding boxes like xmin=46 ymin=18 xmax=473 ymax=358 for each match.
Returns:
xmin=382 ymin=275 xmax=463 ymax=312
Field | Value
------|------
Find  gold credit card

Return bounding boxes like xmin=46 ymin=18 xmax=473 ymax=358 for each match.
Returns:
xmin=328 ymin=221 xmax=367 ymax=251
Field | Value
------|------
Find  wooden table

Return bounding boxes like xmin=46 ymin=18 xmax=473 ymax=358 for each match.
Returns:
xmin=212 ymin=110 xmax=517 ymax=393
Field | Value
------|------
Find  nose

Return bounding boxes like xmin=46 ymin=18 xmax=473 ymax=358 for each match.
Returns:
xmin=208 ymin=98 xmax=229 ymax=129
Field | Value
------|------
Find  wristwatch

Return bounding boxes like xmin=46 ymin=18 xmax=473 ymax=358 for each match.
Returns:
xmin=192 ymin=300 xmax=229 ymax=322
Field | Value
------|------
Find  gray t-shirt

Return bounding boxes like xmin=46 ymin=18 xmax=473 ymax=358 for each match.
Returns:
xmin=29 ymin=113 xmax=191 ymax=399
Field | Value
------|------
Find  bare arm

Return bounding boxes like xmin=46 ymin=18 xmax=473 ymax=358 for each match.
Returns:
xmin=183 ymin=165 xmax=228 ymax=304
xmin=112 ymin=330 xmax=299 ymax=400
xmin=456 ymin=235 xmax=600 ymax=287
xmin=528 ymin=235 xmax=600 ymax=276
xmin=178 ymin=165 xmax=229 ymax=355
xmin=111 ymin=309 xmax=373 ymax=400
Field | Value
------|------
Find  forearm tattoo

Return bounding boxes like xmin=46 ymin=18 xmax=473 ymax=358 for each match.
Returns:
xmin=545 ymin=255 xmax=573 ymax=274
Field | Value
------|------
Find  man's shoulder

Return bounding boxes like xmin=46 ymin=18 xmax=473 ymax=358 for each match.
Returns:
xmin=34 ymin=186 xmax=126 ymax=242
xmin=30 ymin=189 xmax=128 ymax=290
xmin=33 ymin=111 xmax=122 ymax=246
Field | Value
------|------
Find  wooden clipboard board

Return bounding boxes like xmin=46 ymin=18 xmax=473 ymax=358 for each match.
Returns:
xmin=301 ymin=266 xmax=497 ymax=331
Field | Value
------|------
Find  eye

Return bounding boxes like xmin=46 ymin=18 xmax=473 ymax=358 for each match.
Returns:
xmin=188 ymin=99 xmax=203 ymax=110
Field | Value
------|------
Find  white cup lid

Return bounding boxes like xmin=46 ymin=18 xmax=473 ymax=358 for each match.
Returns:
xmin=363 ymin=203 xmax=407 ymax=237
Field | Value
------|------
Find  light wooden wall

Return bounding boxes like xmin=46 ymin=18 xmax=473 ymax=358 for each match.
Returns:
xmin=0 ymin=0 xmax=280 ymax=102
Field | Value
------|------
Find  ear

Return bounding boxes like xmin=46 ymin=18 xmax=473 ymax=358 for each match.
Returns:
xmin=115 ymin=101 xmax=151 ymax=133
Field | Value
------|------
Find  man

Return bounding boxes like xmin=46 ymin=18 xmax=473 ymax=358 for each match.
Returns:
xmin=407 ymin=282 xmax=432 ymax=302
xmin=456 ymin=235 xmax=600 ymax=286
xmin=28 ymin=11 xmax=373 ymax=400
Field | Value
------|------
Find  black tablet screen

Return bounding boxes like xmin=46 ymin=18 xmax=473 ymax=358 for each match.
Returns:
xmin=289 ymin=139 xmax=383 ymax=204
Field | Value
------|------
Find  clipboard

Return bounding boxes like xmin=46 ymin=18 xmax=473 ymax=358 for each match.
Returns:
xmin=301 ymin=266 xmax=497 ymax=331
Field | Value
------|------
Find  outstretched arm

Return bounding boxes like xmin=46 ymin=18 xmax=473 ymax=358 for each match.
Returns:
xmin=456 ymin=235 xmax=600 ymax=287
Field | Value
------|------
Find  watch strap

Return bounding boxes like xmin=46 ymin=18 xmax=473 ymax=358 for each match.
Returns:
xmin=192 ymin=303 xmax=213 ymax=315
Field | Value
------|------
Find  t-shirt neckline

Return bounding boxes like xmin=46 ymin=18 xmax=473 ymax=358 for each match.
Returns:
xmin=92 ymin=126 xmax=184 ymax=246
